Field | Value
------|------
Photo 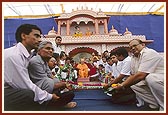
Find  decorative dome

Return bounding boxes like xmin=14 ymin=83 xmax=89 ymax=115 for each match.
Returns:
xmin=109 ymin=25 xmax=119 ymax=36
xmin=48 ymin=27 xmax=57 ymax=36
xmin=124 ymin=28 xmax=132 ymax=36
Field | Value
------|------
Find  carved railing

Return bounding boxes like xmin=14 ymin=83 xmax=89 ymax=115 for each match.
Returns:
xmin=42 ymin=34 xmax=153 ymax=44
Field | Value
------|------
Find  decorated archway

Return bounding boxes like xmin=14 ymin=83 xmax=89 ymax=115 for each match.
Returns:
xmin=69 ymin=47 xmax=98 ymax=62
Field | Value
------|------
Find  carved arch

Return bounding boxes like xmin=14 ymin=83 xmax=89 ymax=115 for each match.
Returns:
xmin=69 ymin=47 xmax=98 ymax=58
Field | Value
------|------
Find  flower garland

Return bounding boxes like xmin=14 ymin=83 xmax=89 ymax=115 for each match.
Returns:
xmin=67 ymin=81 xmax=104 ymax=90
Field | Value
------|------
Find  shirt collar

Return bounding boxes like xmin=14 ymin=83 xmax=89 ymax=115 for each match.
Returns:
xmin=17 ymin=42 xmax=31 ymax=58
xmin=132 ymin=47 xmax=146 ymax=58
xmin=140 ymin=47 xmax=147 ymax=56
xmin=56 ymin=44 xmax=60 ymax=47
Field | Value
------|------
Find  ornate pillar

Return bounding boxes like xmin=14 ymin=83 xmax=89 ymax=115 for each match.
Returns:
xmin=58 ymin=21 xmax=61 ymax=35
xmin=94 ymin=19 xmax=99 ymax=34
xmin=104 ymin=19 xmax=108 ymax=34
xmin=66 ymin=20 xmax=70 ymax=35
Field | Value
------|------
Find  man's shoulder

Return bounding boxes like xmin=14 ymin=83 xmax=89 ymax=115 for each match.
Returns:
xmin=143 ymin=47 xmax=159 ymax=56
xmin=4 ymin=46 xmax=23 ymax=60
xmin=29 ymin=55 xmax=43 ymax=64
xmin=123 ymin=56 xmax=131 ymax=63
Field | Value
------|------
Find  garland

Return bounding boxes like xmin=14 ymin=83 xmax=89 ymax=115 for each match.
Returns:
xmin=67 ymin=81 xmax=104 ymax=90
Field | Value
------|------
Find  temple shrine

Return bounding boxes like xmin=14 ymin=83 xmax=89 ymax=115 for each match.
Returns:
xmin=42 ymin=7 xmax=153 ymax=62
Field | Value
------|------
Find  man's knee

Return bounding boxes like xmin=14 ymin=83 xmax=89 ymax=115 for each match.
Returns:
xmin=42 ymin=78 xmax=54 ymax=93
xmin=23 ymin=89 xmax=35 ymax=99
xmin=4 ymin=89 xmax=38 ymax=111
xmin=145 ymin=74 xmax=159 ymax=87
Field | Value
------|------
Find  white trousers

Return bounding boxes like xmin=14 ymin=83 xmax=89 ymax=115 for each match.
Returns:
xmin=131 ymin=73 xmax=164 ymax=111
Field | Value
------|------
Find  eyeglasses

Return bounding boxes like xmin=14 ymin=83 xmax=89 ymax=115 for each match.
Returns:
xmin=129 ymin=44 xmax=140 ymax=50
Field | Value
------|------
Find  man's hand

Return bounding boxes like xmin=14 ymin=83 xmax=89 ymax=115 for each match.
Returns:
xmin=102 ymin=83 xmax=110 ymax=90
xmin=54 ymin=82 xmax=66 ymax=89
xmin=112 ymin=83 xmax=125 ymax=90
xmin=66 ymin=83 xmax=73 ymax=90
xmin=51 ymin=94 xmax=60 ymax=102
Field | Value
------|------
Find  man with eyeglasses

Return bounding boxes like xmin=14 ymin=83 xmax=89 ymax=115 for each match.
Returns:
xmin=113 ymin=39 xmax=164 ymax=111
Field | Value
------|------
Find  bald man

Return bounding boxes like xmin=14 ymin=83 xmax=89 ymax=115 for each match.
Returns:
xmin=114 ymin=39 xmax=164 ymax=111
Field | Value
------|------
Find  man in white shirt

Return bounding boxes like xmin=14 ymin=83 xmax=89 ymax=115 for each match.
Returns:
xmin=105 ymin=57 xmax=113 ymax=77
xmin=4 ymin=24 xmax=75 ymax=111
xmin=53 ymin=36 xmax=63 ymax=55
xmin=114 ymin=39 xmax=164 ymax=111
xmin=110 ymin=52 xmax=122 ymax=79
xmin=97 ymin=56 xmax=107 ymax=69
xmin=103 ymin=48 xmax=136 ymax=104
xmin=109 ymin=47 xmax=131 ymax=84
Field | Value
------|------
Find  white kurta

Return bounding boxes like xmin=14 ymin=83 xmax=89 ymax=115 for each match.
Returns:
xmin=131 ymin=47 xmax=164 ymax=111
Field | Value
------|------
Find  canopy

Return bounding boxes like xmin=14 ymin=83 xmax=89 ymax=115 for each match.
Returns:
xmin=3 ymin=2 xmax=165 ymax=19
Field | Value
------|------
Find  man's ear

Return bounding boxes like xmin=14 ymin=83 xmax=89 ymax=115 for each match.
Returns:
xmin=21 ymin=33 xmax=27 ymax=40
xmin=141 ymin=43 xmax=146 ymax=47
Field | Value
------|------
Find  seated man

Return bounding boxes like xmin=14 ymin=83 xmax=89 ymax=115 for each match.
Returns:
xmin=113 ymin=39 xmax=164 ymax=111
xmin=28 ymin=41 xmax=76 ymax=108
xmin=103 ymin=49 xmax=136 ymax=104
xmin=76 ymin=58 xmax=89 ymax=78
xmin=4 ymin=24 xmax=74 ymax=111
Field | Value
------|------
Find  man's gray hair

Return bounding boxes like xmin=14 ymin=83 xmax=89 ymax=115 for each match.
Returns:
xmin=38 ymin=41 xmax=53 ymax=51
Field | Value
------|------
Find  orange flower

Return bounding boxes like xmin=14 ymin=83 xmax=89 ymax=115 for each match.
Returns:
xmin=78 ymin=82 xmax=83 ymax=86
xmin=111 ymin=84 xmax=118 ymax=87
